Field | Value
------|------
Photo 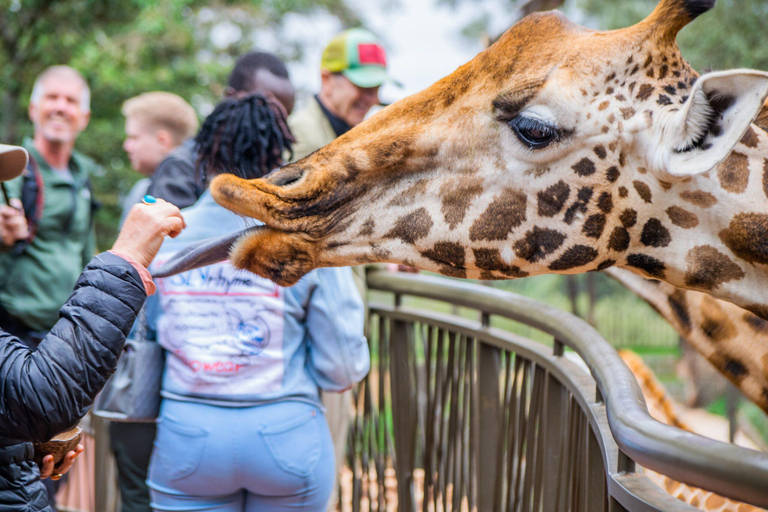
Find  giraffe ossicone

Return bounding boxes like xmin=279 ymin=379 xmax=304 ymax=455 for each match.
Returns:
xmin=163 ymin=0 xmax=768 ymax=324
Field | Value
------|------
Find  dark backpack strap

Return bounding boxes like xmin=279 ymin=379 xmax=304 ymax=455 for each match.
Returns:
xmin=13 ymin=156 xmax=45 ymax=255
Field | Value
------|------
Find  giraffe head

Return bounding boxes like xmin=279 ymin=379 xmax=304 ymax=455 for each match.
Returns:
xmin=204 ymin=0 xmax=768 ymax=295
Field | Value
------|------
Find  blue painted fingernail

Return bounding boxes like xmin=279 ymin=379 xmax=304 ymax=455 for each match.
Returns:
xmin=142 ymin=194 xmax=157 ymax=205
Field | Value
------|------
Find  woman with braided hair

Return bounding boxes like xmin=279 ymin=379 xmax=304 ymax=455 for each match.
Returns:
xmin=194 ymin=92 xmax=295 ymax=183
xmin=144 ymin=64 xmax=369 ymax=512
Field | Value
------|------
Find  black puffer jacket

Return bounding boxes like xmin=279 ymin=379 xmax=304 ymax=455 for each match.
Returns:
xmin=0 ymin=252 xmax=146 ymax=511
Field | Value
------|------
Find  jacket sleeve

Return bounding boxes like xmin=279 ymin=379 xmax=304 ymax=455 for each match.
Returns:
xmin=0 ymin=252 xmax=146 ymax=442
xmin=147 ymin=155 xmax=199 ymax=210
xmin=304 ymin=267 xmax=370 ymax=392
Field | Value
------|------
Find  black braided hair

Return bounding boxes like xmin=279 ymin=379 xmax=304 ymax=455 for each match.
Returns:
xmin=195 ymin=93 xmax=295 ymax=184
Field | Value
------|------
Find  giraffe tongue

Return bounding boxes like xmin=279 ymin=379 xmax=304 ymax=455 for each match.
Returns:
xmin=151 ymin=225 xmax=265 ymax=278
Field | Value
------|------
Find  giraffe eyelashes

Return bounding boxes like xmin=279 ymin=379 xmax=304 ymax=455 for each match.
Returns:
xmin=508 ymin=116 xmax=562 ymax=149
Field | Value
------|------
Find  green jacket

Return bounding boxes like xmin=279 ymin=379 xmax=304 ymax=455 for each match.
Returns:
xmin=0 ymin=138 xmax=98 ymax=331
xmin=288 ymin=96 xmax=368 ymax=303
xmin=288 ymin=95 xmax=338 ymax=162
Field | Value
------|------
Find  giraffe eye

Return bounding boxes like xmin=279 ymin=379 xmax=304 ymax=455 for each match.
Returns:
xmin=509 ymin=116 xmax=559 ymax=149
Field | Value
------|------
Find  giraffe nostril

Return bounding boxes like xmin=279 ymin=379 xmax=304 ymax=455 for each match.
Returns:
xmin=265 ymin=166 xmax=305 ymax=187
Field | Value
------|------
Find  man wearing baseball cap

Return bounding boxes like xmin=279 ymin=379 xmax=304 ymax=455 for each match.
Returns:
xmin=289 ymin=28 xmax=397 ymax=161
xmin=288 ymin=28 xmax=397 ymax=510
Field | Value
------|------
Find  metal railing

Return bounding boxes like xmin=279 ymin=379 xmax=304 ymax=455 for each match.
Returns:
xmin=342 ymin=270 xmax=768 ymax=511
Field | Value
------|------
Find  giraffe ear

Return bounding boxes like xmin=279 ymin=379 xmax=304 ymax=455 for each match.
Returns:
xmin=657 ymin=70 xmax=768 ymax=179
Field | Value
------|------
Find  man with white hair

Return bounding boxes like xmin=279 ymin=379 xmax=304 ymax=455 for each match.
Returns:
xmin=0 ymin=64 xmax=99 ymax=510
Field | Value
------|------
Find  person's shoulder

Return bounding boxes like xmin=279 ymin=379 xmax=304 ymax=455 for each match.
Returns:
xmin=289 ymin=97 xmax=323 ymax=127
xmin=157 ymin=141 xmax=195 ymax=170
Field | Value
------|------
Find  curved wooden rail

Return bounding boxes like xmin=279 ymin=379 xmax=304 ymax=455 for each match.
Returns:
xmin=343 ymin=270 xmax=768 ymax=511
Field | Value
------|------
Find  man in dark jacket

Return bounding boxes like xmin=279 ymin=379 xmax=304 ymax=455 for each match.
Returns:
xmin=146 ymin=51 xmax=295 ymax=209
xmin=0 ymin=143 xmax=185 ymax=512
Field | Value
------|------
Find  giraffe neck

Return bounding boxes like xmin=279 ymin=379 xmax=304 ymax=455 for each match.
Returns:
xmin=608 ymin=268 xmax=768 ymax=414
xmin=619 ymin=351 xmax=764 ymax=512
xmin=618 ymin=124 xmax=768 ymax=320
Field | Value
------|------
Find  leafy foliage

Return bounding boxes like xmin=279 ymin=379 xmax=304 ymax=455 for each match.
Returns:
xmin=574 ymin=0 xmax=768 ymax=71
xmin=0 ymin=0 xmax=358 ymax=248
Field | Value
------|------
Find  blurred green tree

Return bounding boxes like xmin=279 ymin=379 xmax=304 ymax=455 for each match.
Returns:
xmin=573 ymin=0 xmax=768 ymax=71
xmin=0 ymin=0 xmax=358 ymax=248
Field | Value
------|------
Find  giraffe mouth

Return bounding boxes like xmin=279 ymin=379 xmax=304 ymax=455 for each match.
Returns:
xmin=152 ymin=223 xmax=318 ymax=286
xmin=152 ymin=169 xmax=339 ymax=286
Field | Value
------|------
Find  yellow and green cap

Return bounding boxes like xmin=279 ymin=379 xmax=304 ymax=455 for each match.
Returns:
xmin=321 ymin=28 xmax=400 ymax=88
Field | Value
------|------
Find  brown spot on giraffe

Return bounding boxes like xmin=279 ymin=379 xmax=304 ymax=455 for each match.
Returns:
xmin=717 ymin=151 xmax=750 ymax=193
xmin=684 ymin=245 xmax=745 ymax=291
xmin=723 ymin=357 xmax=748 ymax=382
xmin=572 ymin=158 xmax=596 ymax=176
xmin=513 ymin=226 xmax=566 ymax=262
xmin=469 ymin=189 xmax=527 ymax=241
xmin=440 ymin=181 xmax=483 ymax=229
xmin=598 ymin=100 xmax=610 ymax=111
xmin=563 ymin=187 xmax=593 ymax=224
xmin=548 ymin=245 xmax=598 ymax=271
xmin=619 ymin=208 xmax=637 ymax=228
xmin=608 ymin=227 xmax=630 ymax=252
xmin=593 ymin=145 xmax=607 ymax=159
xmin=700 ymin=295 xmax=737 ymax=343
xmin=389 ymin=179 xmax=429 ymax=206
xmin=744 ymin=312 xmax=768 ymax=333
xmin=596 ymin=259 xmax=616 ymax=270
xmin=626 ymin=253 xmax=666 ymax=278
xmin=633 ymin=181 xmax=652 ymax=203
xmin=537 ymin=181 xmax=570 ymax=217
xmin=640 ymin=218 xmax=671 ymax=247
xmin=582 ymin=213 xmax=607 ymax=239
xmin=679 ymin=190 xmax=717 ymax=208
xmin=740 ymin=126 xmax=759 ymax=148
xmin=473 ymin=248 xmax=528 ymax=277
xmin=597 ymin=192 xmax=613 ymax=213
xmin=666 ymin=206 xmax=698 ymax=228
xmin=719 ymin=213 xmax=768 ymax=265
xmin=421 ymin=241 xmax=466 ymax=278
xmin=618 ymin=186 xmax=628 ymax=198
xmin=606 ymin=166 xmax=620 ymax=182
xmin=636 ymin=83 xmax=654 ymax=100
xmin=620 ymin=107 xmax=635 ymax=120
xmin=385 ymin=208 xmax=433 ymax=244
xmin=764 ymin=158 xmax=768 ymax=199
xmin=667 ymin=289 xmax=692 ymax=333
xmin=358 ymin=218 xmax=375 ymax=237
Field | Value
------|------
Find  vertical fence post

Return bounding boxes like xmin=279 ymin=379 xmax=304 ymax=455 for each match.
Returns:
xmin=390 ymin=316 xmax=417 ymax=512
xmin=93 ymin=416 xmax=117 ymax=512
xmin=477 ymin=340 xmax=501 ymax=511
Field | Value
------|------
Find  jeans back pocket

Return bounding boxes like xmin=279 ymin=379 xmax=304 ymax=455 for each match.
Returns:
xmin=261 ymin=410 xmax=321 ymax=477
xmin=155 ymin=416 xmax=208 ymax=481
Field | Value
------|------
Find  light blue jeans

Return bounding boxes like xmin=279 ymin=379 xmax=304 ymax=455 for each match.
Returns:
xmin=147 ymin=399 xmax=334 ymax=511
